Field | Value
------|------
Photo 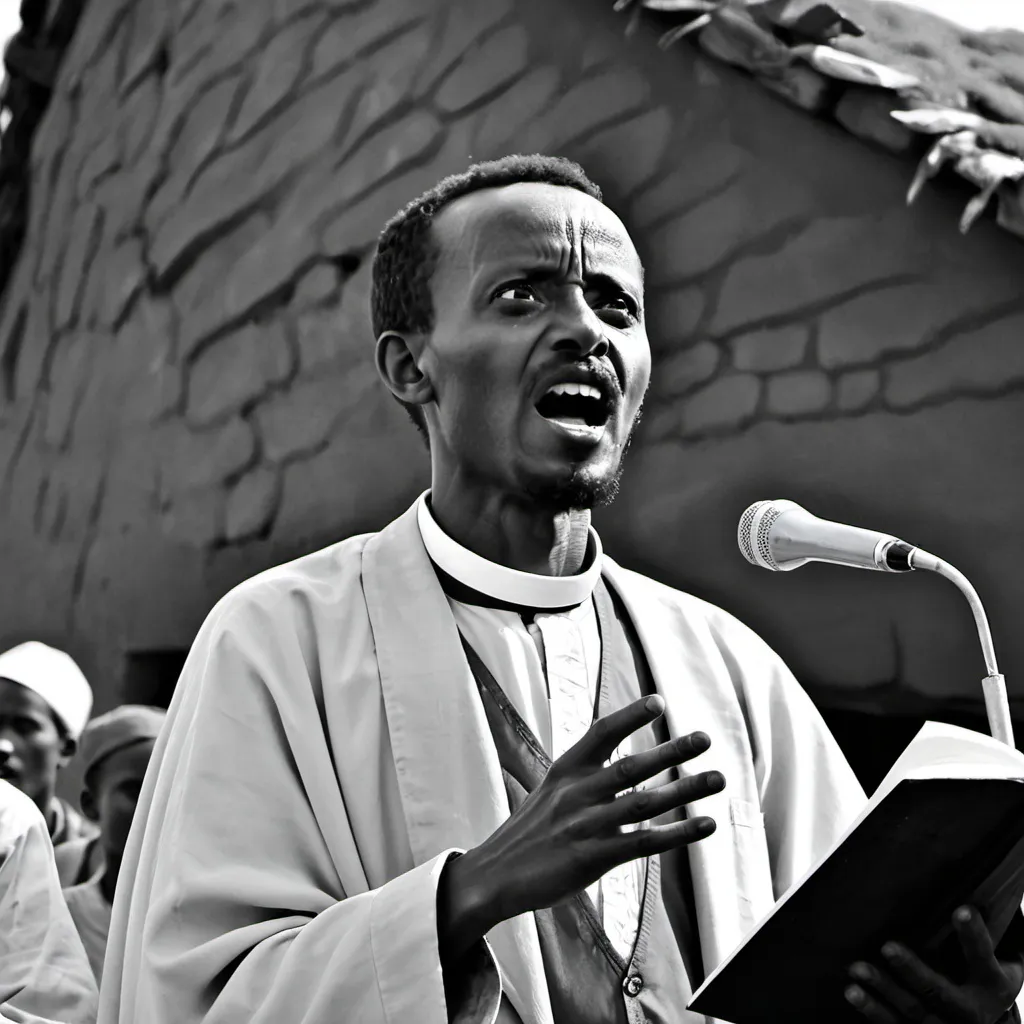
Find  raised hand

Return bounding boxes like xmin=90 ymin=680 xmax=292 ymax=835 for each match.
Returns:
xmin=439 ymin=695 xmax=724 ymax=956
xmin=846 ymin=906 xmax=1024 ymax=1024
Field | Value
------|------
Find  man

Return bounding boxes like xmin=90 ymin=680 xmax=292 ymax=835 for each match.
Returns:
xmin=0 ymin=642 xmax=100 ymax=888
xmin=64 ymin=705 xmax=166 ymax=984
xmin=0 ymin=777 xmax=98 ymax=1023
xmin=99 ymin=156 xmax=1023 ymax=1024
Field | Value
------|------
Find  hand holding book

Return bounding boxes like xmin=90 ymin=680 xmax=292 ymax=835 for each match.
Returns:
xmin=688 ymin=722 xmax=1024 ymax=1024
xmin=846 ymin=904 xmax=1024 ymax=1023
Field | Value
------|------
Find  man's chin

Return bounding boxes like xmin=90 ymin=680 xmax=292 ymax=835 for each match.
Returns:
xmin=523 ymin=464 xmax=623 ymax=512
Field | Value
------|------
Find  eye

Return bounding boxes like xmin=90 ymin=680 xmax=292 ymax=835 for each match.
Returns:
xmin=494 ymin=283 xmax=541 ymax=304
xmin=593 ymin=293 xmax=640 ymax=325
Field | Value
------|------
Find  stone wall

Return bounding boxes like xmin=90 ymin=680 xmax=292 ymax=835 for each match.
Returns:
xmin=2 ymin=0 xmax=1023 ymax=730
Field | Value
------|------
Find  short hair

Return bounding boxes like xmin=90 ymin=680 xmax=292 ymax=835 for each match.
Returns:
xmin=371 ymin=154 xmax=604 ymax=438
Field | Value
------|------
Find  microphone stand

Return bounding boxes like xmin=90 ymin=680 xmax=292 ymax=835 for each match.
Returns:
xmin=910 ymin=549 xmax=1015 ymax=748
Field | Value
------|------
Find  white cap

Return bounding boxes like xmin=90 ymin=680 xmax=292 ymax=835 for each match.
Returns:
xmin=0 ymin=642 xmax=93 ymax=741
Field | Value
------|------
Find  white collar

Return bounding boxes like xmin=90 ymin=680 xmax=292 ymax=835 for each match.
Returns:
xmin=416 ymin=492 xmax=603 ymax=609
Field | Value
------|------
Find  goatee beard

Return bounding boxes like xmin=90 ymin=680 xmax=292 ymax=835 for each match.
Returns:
xmin=525 ymin=467 xmax=624 ymax=512
xmin=525 ymin=402 xmax=642 ymax=512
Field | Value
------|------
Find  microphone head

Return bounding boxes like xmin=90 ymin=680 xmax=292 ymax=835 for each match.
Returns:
xmin=738 ymin=499 xmax=807 ymax=571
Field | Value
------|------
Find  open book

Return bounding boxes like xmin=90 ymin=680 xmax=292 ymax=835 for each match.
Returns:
xmin=688 ymin=722 xmax=1024 ymax=1024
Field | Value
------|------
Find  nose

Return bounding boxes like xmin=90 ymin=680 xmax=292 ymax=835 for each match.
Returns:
xmin=551 ymin=292 xmax=609 ymax=360
xmin=0 ymin=738 xmax=14 ymax=761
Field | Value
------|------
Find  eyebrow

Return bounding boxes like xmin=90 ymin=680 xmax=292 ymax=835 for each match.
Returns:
xmin=498 ymin=266 xmax=642 ymax=298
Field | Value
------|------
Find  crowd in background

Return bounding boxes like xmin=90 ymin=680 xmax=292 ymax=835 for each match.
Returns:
xmin=0 ymin=641 xmax=164 ymax=1022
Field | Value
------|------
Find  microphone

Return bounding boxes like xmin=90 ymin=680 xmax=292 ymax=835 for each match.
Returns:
xmin=737 ymin=498 xmax=1015 ymax=748
xmin=737 ymin=499 xmax=917 ymax=573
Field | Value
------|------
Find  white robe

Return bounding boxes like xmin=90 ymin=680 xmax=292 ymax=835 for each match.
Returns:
xmin=0 ymin=781 xmax=98 ymax=1024
xmin=98 ymin=503 xmax=866 ymax=1024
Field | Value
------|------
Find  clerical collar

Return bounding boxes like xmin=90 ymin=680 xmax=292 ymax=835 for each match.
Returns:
xmin=416 ymin=492 xmax=603 ymax=610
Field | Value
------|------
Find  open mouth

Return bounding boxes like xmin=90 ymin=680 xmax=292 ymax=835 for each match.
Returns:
xmin=535 ymin=382 xmax=613 ymax=430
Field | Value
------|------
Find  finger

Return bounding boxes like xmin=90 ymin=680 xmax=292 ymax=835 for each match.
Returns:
xmin=952 ymin=906 xmax=1004 ymax=987
xmin=607 ymin=772 xmax=726 ymax=827
xmin=845 ymin=984 xmax=901 ymax=1023
xmin=879 ymin=942 xmax=973 ymax=1018
xmin=848 ymin=962 xmax=931 ymax=1023
xmin=561 ymin=696 xmax=666 ymax=768
xmin=613 ymin=815 xmax=717 ymax=861
xmin=588 ymin=731 xmax=712 ymax=797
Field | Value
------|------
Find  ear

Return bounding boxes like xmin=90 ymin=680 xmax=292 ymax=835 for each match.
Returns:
xmin=80 ymin=786 xmax=99 ymax=823
xmin=374 ymin=330 xmax=435 ymax=410
xmin=58 ymin=733 xmax=77 ymax=768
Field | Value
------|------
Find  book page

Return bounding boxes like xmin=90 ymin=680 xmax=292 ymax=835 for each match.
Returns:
xmin=690 ymin=722 xmax=1024 ymax=1001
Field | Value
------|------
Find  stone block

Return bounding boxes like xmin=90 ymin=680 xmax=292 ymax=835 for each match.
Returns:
xmin=545 ymin=68 xmax=649 ymax=148
xmin=166 ymin=418 xmax=256 ymax=492
xmin=52 ymin=201 xmax=100 ymax=332
xmin=575 ymin=106 xmax=674 ymax=199
xmin=646 ymin=180 xmax=754 ymax=283
xmin=43 ymin=335 xmax=96 ymax=450
xmin=255 ymin=374 xmax=349 ymax=462
xmin=225 ymin=465 xmax=281 ymax=543
xmin=161 ymin=485 xmax=225 ymax=549
xmin=836 ymin=369 xmax=880 ymax=412
xmin=150 ymin=69 xmax=360 ymax=279
xmin=147 ymin=75 xmax=241 ymax=226
xmin=349 ymin=21 xmax=435 ymax=127
xmin=76 ymin=134 xmax=123 ymax=201
xmin=765 ymin=370 xmax=831 ymax=417
xmin=296 ymin=308 xmax=345 ymax=372
xmin=101 ymin=237 xmax=147 ymax=328
xmin=646 ymin=287 xmax=706 ymax=351
xmin=731 ymin=324 xmax=809 ymax=372
xmin=295 ymin=264 xmax=342 ymax=308
xmin=119 ymin=74 xmax=162 ymax=168
xmin=712 ymin=216 xmax=925 ymax=334
xmin=174 ymin=213 xmax=273 ymax=355
xmin=120 ymin=0 xmax=170 ymax=94
xmin=312 ymin=0 xmax=422 ymax=81
xmin=435 ymin=24 xmax=530 ymax=114
xmin=187 ymin=325 xmax=295 ymax=426
xmin=229 ymin=13 xmax=323 ymax=142
xmin=656 ymin=340 xmax=720 ymax=397
xmin=817 ymin=281 xmax=1017 ymax=370
xmin=834 ymin=89 xmax=917 ymax=155
xmin=885 ymin=311 xmax=1024 ymax=409
xmin=651 ymin=165 xmax=810 ymax=288
xmin=414 ymin=0 xmax=512 ymax=97
xmin=321 ymin=118 xmax=471 ymax=252
xmin=681 ymin=374 xmax=760 ymax=435
xmin=170 ymin=3 xmax=266 ymax=94
xmin=36 ymin=151 xmax=77 ymax=289
xmin=334 ymin=110 xmax=443 ymax=208
xmin=473 ymin=66 xmax=562 ymax=159
xmin=633 ymin=140 xmax=746 ymax=231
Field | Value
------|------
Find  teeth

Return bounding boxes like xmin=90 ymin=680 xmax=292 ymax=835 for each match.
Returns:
xmin=546 ymin=382 xmax=602 ymax=400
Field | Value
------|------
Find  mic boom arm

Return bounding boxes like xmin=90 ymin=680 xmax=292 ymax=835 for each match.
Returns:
xmin=910 ymin=548 xmax=1014 ymax=748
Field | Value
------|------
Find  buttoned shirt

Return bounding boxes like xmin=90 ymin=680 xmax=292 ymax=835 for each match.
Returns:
xmin=417 ymin=494 xmax=644 ymax=959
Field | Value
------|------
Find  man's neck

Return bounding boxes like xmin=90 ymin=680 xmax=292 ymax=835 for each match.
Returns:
xmin=39 ymin=791 xmax=58 ymax=836
xmin=430 ymin=481 xmax=592 ymax=577
xmin=99 ymin=854 xmax=120 ymax=905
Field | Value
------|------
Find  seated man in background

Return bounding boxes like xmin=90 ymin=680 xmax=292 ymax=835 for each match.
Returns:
xmin=64 ymin=705 xmax=167 ymax=984
xmin=0 ymin=641 xmax=100 ymax=887
xmin=0 ymin=776 xmax=97 ymax=1023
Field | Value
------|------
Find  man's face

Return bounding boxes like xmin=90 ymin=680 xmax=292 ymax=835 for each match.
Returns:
xmin=0 ymin=677 xmax=69 ymax=811
xmin=88 ymin=739 xmax=154 ymax=863
xmin=420 ymin=182 xmax=650 ymax=509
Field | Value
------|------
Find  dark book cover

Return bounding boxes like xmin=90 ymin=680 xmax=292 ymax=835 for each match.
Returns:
xmin=689 ymin=778 xmax=1024 ymax=1024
